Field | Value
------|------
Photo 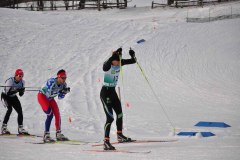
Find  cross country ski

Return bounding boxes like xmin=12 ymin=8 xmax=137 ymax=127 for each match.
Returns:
xmin=92 ymin=139 xmax=178 ymax=147
xmin=0 ymin=133 xmax=42 ymax=138
xmin=82 ymin=149 xmax=151 ymax=154
xmin=26 ymin=139 xmax=100 ymax=145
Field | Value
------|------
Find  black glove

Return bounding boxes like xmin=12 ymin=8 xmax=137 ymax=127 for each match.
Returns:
xmin=18 ymin=87 xmax=25 ymax=93
xmin=110 ymin=53 xmax=120 ymax=62
xmin=116 ymin=48 xmax=122 ymax=56
xmin=19 ymin=91 xmax=24 ymax=97
xmin=59 ymin=87 xmax=70 ymax=94
xmin=129 ymin=49 xmax=135 ymax=58
xmin=18 ymin=87 xmax=25 ymax=97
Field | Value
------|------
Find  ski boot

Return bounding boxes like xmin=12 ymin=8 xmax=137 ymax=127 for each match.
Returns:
xmin=1 ymin=124 xmax=10 ymax=135
xmin=103 ymin=138 xmax=115 ymax=150
xmin=117 ymin=131 xmax=132 ymax=143
xmin=56 ymin=130 xmax=69 ymax=141
xmin=18 ymin=125 xmax=29 ymax=135
xmin=43 ymin=132 xmax=55 ymax=143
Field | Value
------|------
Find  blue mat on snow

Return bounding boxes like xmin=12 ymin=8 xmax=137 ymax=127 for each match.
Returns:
xmin=137 ymin=39 xmax=146 ymax=44
xmin=177 ymin=132 xmax=215 ymax=137
xmin=195 ymin=121 xmax=231 ymax=128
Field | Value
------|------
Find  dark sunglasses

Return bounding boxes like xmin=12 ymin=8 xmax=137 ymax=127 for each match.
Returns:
xmin=61 ymin=77 xmax=67 ymax=80
xmin=17 ymin=75 xmax=23 ymax=78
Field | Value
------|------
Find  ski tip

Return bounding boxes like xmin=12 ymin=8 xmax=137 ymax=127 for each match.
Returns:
xmin=17 ymin=134 xmax=43 ymax=138
xmin=17 ymin=134 xmax=30 ymax=136
xmin=0 ymin=134 xmax=13 ymax=136
xmin=0 ymin=133 xmax=40 ymax=137
xmin=26 ymin=141 xmax=55 ymax=144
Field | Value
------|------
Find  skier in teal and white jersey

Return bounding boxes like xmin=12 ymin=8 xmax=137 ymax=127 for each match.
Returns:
xmin=100 ymin=48 xmax=136 ymax=150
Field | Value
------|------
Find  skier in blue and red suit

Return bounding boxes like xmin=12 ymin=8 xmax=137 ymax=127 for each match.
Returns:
xmin=37 ymin=69 xmax=70 ymax=143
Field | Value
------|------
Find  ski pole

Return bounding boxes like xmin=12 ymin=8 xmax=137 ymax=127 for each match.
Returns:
xmin=119 ymin=54 xmax=129 ymax=131
xmin=119 ymin=54 xmax=127 ymax=107
xmin=0 ymin=85 xmax=40 ymax=89
xmin=119 ymin=55 xmax=125 ymax=103
xmin=25 ymin=89 xmax=39 ymax=92
xmin=134 ymin=57 xmax=176 ymax=133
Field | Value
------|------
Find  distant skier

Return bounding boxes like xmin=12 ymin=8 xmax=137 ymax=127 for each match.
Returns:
xmin=38 ymin=69 xmax=70 ymax=142
xmin=100 ymin=47 xmax=136 ymax=150
xmin=1 ymin=69 xmax=29 ymax=135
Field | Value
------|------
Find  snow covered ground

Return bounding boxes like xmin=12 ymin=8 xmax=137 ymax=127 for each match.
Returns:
xmin=0 ymin=1 xmax=240 ymax=159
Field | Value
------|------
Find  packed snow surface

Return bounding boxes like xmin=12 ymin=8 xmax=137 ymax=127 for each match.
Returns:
xmin=0 ymin=1 xmax=240 ymax=159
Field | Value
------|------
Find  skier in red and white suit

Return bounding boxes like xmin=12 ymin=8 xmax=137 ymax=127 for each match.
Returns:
xmin=38 ymin=69 xmax=70 ymax=142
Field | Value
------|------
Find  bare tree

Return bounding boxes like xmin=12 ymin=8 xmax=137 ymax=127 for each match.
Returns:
xmin=64 ymin=0 xmax=69 ymax=10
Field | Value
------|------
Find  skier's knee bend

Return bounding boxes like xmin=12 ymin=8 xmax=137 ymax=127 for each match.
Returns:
xmin=117 ymin=113 xmax=123 ymax=119
xmin=46 ymin=108 xmax=53 ymax=122
xmin=44 ymin=106 xmax=52 ymax=116
xmin=106 ymin=117 xmax=114 ymax=124
xmin=47 ymin=113 xmax=53 ymax=120
xmin=6 ymin=107 xmax=13 ymax=114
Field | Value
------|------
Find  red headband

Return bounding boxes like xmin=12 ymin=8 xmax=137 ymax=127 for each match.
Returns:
xmin=57 ymin=72 xmax=66 ymax=78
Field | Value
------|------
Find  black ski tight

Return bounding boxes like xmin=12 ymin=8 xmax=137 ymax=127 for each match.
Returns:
xmin=100 ymin=86 xmax=123 ymax=139
xmin=2 ymin=96 xmax=23 ymax=125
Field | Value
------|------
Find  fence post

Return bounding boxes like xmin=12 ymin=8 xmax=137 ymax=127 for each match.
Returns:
xmin=98 ymin=0 xmax=100 ymax=11
xmin=168 ymin=0 xmax=174 ymax=6
xmin=16 ymin=0 xmax=19 ymax=9
xmin=12 ymin=0 xmax=15 ymax=9
xmin=209 ymin=8 xmax=211 ymax=22
xmin=64 ymin=0 xmax=69 ymax=10
xmin=198 ymin=0 xmax=203 ymax=7
xmin=38 ymin=0 xmax=44 ymax=11
xmin=117 ymin=0 xmax=119 ymax=8
xmin=124 ymin=0 xmax=127 ymax=8
xmin=175 ymin=1 xmax=178 ymax=8
xmin=50 ymin=0 xmax=53 ymax=10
